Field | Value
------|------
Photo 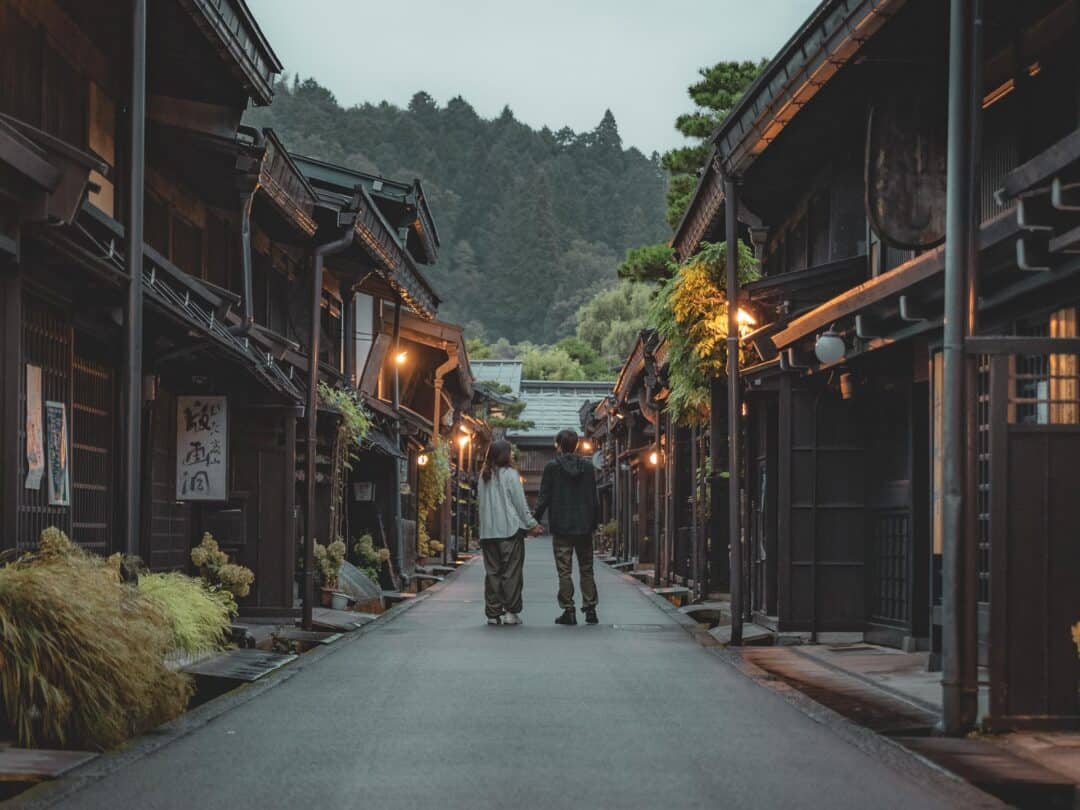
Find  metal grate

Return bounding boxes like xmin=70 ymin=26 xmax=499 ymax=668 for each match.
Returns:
xmin=873 ymin=511 xmax=910 ymax=624
xmin=71 ymin=350 xmax=115 ymax=555
xmin=18 ymin=294 xmax=72 ymax=551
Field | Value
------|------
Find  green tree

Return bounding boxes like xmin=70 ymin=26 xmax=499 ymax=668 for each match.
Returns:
xmin=617 ymin=243 xmax=676 ymax=283
xmin=518 ymin=343 xmax=585 ymax=381
xmin=244 ymin=78 xmax=669 ymax=344
xmin=663 ymin=59 xmax=765 ymax=228
xmin=574 ymin=280 xmax=654 ymax=371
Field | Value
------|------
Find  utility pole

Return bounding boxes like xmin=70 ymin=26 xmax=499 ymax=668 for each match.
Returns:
xmin=123 ymin=0 xmax=146 ymax=557
xmin=942 ymin=0 xmax=982 ymax=734
xmin=725 ymin=177 xmax=744 ymax=646
xmin=391 ymin=301 xmax=404 ymax=587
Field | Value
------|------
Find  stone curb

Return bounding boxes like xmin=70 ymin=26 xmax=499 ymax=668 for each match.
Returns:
xmin=599 ymin=560 xmax=1004 ymax=810
xmin=9 ymin=558 xmax=477 ymax=809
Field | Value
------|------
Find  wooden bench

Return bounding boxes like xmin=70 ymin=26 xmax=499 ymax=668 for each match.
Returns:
xmin=0 ymin=747 xmax=97 ymax=788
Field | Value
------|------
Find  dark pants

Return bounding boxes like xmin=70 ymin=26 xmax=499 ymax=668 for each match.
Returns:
xmin=481 ymin=534 xmax=525 ymax=618
xmin=553 ymin=534 xmax=597 ymax=610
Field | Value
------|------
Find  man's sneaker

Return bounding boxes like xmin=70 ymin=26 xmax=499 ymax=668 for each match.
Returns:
xmin=584 ymin=607 xmax=599 ymax=625
xmin=487 ymin=616 xmax=502 ymax=626
xmin=554 ymin=608 xmax=577 ymax=626
xmin=504 ymin=613 xmax=522 ymax=626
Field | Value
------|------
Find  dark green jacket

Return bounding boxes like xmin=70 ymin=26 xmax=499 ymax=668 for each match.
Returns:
xmin=533 ymin=454 xmax=599 ymax=536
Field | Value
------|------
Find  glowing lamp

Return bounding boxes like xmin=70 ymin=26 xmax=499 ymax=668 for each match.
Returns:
xmin=581 ymin=440 xmax=593 ymax=452
xmin=457 ymin=434 xmax=469 ymax=448
xmin=417 ymin=453 xmax=429 ymax=467
xmin=814 ymin=329 xmax=846 ymax=365
xmin=736 ymin=308 xmax=756 ymax=327
xmin=648 ymin=451 xmax=659 ymax=467
xmin=394 ymin=351 xmax=408 ymax=365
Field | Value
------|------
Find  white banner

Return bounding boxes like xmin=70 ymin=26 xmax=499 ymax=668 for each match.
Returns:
xmin=176 ymin=396 xmax=228 ymax=501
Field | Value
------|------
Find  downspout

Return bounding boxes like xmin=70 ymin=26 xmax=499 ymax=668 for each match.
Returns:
xmin=231 ymin=129 xmax=265 ymax=337
xmin=433 ymin=348 xmax=458 ymax=565
xmin=391 ymin=301 xmax=404 ymax=586
xmin=302 ymin=226 xmax=354 ymax=631
xmin=122 ymin=0 xmax=146 ymax=557
xmin=725 ymin=177 xmax=744 ymax=646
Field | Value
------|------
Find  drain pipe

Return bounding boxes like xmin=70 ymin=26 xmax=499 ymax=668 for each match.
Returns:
xmin=231 ymin=128 xmax=265 ymax=337
xmin=433 ymin=349 xmax=459 ymax=565
xmin=302 ymin=226 xmax=355 ymax=631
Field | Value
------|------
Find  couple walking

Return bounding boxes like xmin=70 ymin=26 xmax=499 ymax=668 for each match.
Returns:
xmin=476 ymin=429 xmax=599 ymax=626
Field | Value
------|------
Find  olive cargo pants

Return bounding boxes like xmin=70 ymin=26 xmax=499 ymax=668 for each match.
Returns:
xmin=553 ymin=534 xmax=598 ymax=610
xmin=481 ymin=534 xmax=525 ymax=618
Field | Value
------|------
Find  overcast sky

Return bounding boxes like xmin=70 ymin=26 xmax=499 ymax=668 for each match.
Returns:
xmin=246 ymin=0 xmax=820 ymax=155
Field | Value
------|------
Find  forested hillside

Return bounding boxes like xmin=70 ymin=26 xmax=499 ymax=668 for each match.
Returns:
xmin=245 ymin=78 xmax=668 ymax=343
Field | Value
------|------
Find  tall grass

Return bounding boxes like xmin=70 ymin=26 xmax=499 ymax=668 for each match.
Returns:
xmin=138 ymin=572 xmax=232 ymax=655
xmin=0 ymin=530 xmax=193 ymax=750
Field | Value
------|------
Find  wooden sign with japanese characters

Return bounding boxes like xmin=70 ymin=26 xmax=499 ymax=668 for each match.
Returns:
xmin=176 ymin=396 xmax=227 ymax=501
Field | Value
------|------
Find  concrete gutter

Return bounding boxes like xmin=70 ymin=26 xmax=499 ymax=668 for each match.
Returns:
xmin=10 ymin=560 xmax=477 ymax=809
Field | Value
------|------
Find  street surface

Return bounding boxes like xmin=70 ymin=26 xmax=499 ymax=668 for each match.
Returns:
xmin=36 ymin=538 xmax=970 ymax=809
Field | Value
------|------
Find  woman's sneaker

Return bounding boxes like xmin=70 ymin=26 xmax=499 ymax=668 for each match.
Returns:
xmin=487 ymin=616 xmax=502 ymax=625
xmin=504 ymin=613 xmax=522 ymax=626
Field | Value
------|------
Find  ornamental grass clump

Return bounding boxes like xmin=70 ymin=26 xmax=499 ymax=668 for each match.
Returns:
xmin=138 ymin=572 xmax=232 ymax=655
xmin=0 ymin=528 xmax=193 ymax=750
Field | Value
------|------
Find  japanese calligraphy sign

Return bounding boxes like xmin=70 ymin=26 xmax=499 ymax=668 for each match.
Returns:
xmin=45 ymin=400 xmax=69 ymax=506
xmin=176 ymin=396 xmax=227 ymax=501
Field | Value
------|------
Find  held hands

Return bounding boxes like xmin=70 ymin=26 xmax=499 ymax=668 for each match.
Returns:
xmin=528 ymin=525 xmax=544 ymax=537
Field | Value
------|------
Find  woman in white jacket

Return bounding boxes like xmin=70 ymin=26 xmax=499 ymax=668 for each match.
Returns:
xmin=477 ymin=440 xmax=541 ymax=625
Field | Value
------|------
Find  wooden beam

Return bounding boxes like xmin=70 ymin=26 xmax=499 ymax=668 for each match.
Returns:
xmin=772 ymin=208 xmax=1021 ymax=350
xmin=1002 ymin=127 xmax=1080 ymax=199
xmin=965 ymin=336 xmax=1080 ymax=355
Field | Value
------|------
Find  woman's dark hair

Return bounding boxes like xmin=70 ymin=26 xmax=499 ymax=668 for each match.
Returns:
xmin=555 ymin=429 xmax=579 ymax=454
xmin=481 ymin=439 xmax=514 ymax=482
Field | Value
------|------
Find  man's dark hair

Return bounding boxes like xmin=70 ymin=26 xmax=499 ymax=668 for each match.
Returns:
xmin=555 ymin=429 xmax=579 ymax=454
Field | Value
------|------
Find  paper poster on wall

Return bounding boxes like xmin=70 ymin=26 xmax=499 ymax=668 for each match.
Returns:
xmin=176 ymin=395 xmax=228 ymax=501
xmin=45 ymin=400 xmax=69 ymax=506
xmin=25 ymin=364 xmax=44 ymax=490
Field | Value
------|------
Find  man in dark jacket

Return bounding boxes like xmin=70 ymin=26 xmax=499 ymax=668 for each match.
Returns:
xmin=534 ymin=429 xmax=600 ymax=625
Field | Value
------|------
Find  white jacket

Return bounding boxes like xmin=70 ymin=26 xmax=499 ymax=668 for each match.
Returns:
xmin=477 ymin=466 xmax=538 ymax=540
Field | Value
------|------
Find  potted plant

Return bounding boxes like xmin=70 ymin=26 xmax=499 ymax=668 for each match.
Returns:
xmin=313 ymin=539 xmax=347 ymax=608
xmin=190 ymin=532 xmax=254 ymax=614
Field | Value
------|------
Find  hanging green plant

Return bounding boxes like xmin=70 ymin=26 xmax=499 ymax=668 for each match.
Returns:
xmin=318 ymin=382 xmax=373 ymax=545
xmin=651 ymin=240 xmax=760 ymax=423
xmin=417 ymin=441 xmax=450 ymax=557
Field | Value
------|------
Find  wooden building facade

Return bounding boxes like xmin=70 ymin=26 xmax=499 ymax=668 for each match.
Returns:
xmin=669 ymin=0 xmax=1079 ymax=728
xmin=0 ymin=0 xmax=467 ymax=616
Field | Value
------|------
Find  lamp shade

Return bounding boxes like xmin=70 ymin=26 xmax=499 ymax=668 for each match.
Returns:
xmin=814 ymin=330 xmax=846 ymax=365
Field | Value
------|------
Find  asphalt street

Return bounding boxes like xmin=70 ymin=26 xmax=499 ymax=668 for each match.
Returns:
xmin=31 ymin=537 xmax=977 ymax=809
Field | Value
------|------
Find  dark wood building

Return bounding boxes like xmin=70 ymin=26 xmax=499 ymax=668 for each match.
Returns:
xmin=672 ymin=0 xmax=1079 ymax=728
xmin=0 ymin=0 xmax=457 ymax=617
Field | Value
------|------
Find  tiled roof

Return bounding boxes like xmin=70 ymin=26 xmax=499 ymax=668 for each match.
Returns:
xmin=471 ymin=360 xmax=523 ymax=395
xmin=510 ymin=380 xmax=615 ymax=439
